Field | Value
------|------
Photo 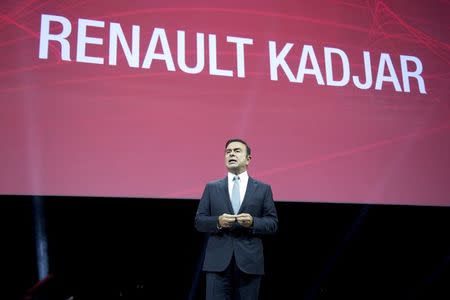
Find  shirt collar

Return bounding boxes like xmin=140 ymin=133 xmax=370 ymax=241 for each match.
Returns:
xmin=228 ymin=170 xmax=249 ymax=183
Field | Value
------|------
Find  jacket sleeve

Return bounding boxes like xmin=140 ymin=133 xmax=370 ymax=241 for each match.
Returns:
xmin=195 ymin=183 xmax=221 ymax=233
xmin=251 ymin=185 xmax=278 ymax=235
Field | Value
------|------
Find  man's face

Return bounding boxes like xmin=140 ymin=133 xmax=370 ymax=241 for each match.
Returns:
xmin=225 ymin=141 xmax=251 ymax=174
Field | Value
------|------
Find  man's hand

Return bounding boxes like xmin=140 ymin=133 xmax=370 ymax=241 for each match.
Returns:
xmin=236 ymin=213 xmax=253 ymax=228
xmin=218 ymin=213 xmax=237 ymax=228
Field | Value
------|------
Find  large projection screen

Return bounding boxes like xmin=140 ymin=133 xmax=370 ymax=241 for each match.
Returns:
xmin=1 ymin=1 xmax=449 ymax=206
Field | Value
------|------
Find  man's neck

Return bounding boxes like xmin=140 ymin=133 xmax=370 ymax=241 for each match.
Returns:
xmin=229 ymin=169 xmax=246 ymax=175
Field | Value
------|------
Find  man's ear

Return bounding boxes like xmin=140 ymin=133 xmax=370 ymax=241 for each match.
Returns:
xmin=246 ymin=155 xmax=252 ymax=162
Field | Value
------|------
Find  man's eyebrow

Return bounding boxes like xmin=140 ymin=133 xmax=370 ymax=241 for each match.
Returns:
xmin=226 ymin=147 xmax=243 ymax=152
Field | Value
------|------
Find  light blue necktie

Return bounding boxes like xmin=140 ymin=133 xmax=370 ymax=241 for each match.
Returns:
xmin=231 ymin=176 xmax=241 ymax=214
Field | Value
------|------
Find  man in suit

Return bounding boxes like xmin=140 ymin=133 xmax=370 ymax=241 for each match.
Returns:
xmin=195 ymin=138 xmax=278 ymax=300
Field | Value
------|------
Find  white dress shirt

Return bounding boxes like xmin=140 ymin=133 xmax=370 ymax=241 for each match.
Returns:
xmin=227 ymin=171 xmax=249 ymax=205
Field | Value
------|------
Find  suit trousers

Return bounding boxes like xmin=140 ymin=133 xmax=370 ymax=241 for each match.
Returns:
xmin=205 ymin=255 xmax=262 ymax=300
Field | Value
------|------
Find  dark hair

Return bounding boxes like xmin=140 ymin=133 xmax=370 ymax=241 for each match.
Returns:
xmin=225 ymin=138 xmax=251 ymax=156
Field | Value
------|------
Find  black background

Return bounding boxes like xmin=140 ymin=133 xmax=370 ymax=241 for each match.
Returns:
xmin=2 ymin=196 xmax=449 ymax=300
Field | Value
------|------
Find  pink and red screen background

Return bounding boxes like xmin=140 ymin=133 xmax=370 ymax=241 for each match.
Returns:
xmin=1 ymin=1 xmax=449 ymax=205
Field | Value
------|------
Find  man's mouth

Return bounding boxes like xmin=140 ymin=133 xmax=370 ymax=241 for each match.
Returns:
xmin=228 ymin=159 xmax=237 ymax=164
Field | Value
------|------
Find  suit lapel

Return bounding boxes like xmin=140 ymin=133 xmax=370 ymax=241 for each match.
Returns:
xmin=219 ymin=177 xmax=234 ymax=214
xmin=239 ymin=177 xmax=257 ymax=213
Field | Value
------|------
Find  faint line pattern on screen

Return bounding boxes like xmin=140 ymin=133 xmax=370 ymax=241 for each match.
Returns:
xmin=164 ymin=121 xmax=450 ymax=198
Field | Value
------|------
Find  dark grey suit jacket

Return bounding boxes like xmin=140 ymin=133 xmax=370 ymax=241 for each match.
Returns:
xmin=195 ymin=176 xmax=278 ymax=275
